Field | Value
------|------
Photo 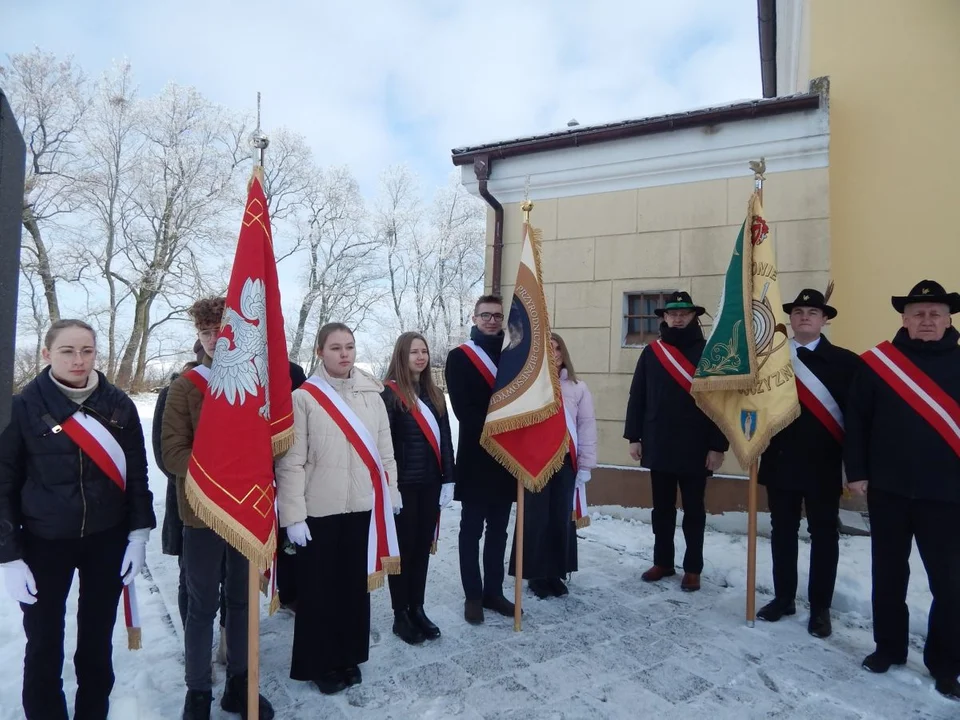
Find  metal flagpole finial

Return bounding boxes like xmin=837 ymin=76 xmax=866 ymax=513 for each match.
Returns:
xmin=250 ymin=91 xmax=269 ymax=167
xmin=522 ymin=176 xmax=533 ymax=222
xmin=749 ymin=157 xmax=766 ymax=190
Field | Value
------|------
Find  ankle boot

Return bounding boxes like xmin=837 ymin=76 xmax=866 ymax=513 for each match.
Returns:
xmin=182 ymin=690 xmax=212 ymax=720
xmin=410 ymin=606 xmax=441 ymax=639
xmin=393 ymin=609 xmax=426 ymax=645
xmin=220 ymin=672 xmax=275 ymax=720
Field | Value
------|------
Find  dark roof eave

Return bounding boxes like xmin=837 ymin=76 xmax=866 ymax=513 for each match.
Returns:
xmin=450 ymin=92 xmax=818 ymax=167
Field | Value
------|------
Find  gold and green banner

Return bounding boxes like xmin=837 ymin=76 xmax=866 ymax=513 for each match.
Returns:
xmin=691 ymin=191 xmax=799 ymax=468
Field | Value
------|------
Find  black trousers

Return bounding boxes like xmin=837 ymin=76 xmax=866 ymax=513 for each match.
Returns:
xmin=177 ymin=552 xmax=227 ymax=630
xmin=182 ymin=527 xmax=249 ymax=691
xmin=291 ymin=512 xmax=371 ymax=681
xmin=509 ymin=459 xmax=576 ymax=580
xmin=868 ymin=489 xmax=960 ymax=679
xmin=20 ymin=524 xmax=127 ymax=720
xmin=650 ymin=471 xmax=706 ymax=574
xmin=459 ymin=499 xmax=512 ymax=601
xmin=276 ymin=527 xmax=298 ymax=606
xmin=389 ymin=484 xmax=441 ymax=611
xmin=766 ymin=485 xmax=840 ymax=610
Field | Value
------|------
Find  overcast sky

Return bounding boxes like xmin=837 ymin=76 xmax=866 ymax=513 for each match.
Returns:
xmin=2 ymin=0 xmax=763 ymax=197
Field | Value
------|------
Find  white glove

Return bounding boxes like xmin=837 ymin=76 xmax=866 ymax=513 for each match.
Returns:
xmin=439 ymin=483 xmax=455 ymax=509
xmin=286 ymin=521 xmax=312 ymax=547
xmin=120 ymin=528 xmax=149 ymax=586
xmin=393 ymin=492 xmax=403 ymax=515
xmin=575 ymin=469 xmax=591 ymax=488
xmin=2 ymin=559 xmax=38 ymax=605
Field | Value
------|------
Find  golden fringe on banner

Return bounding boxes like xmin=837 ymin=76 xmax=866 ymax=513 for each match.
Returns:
xmin=430 ymin=541 xmax=438 ymax=555
xmin=574 ymin=514 xmax=591 ymax=529
xmin=268 ymin=592 xmax=281 ymax=616
xmin=127 ymin=627 xmax=142 ymax=651
xmin=185 ymin=471 xmax=277 ymax=572
xmin=483 ymin=440 xmax=567 ymax=494
xmin=272 ymin=425 xmax=295 ymax=457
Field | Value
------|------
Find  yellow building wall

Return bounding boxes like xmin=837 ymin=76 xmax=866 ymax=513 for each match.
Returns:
xmin=808 ymin=0 xmax=960 ymax=352
xmin=485 ymin=167 xmax=830 ymax=475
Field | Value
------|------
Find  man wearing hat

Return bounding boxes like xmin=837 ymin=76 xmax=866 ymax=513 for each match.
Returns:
xmin=624 ymin=292 xmax=728 ymax=592
xmin=756 ymin=288 xmax=860 ymax=639
xmin=845 ymin=280 xmax=960 ymax=700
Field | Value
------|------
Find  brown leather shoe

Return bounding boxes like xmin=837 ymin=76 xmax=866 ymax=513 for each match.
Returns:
xmin=680 ymin=573 xmax=701 ymax=592
xmin=641 ymin=565 xmax=676 ymax=582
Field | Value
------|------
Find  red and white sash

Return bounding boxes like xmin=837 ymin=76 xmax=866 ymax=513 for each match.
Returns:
xmin=863 ymin=341 xmax=960 ymax=458
xmin=301 ymin=376 xmax=401 ymax=589
xmin=183 ymin=365 xmax=210 ymax=393
xmin=459 ymin=340 xmax=497 ymax=389
xmin=384 ymin=380 xmax=444 ymax=550
xmin=649 ymin=340 xmax=695 ymax=392
xmin=564 ymin=403 xmax=590 ymax=528
xmin=384 ymin=381 xmax=442 ymax=465
xmin=790 ymin=344 xmax=844 ymax=444
xmin=54 ymin=410 xmax=141 ymax=649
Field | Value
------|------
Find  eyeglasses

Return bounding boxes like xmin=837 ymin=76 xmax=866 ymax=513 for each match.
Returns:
xmin=477 ymin=312 xmax=504 ymax=322
xmin=55 ymin=348 xmax=96 ymax=359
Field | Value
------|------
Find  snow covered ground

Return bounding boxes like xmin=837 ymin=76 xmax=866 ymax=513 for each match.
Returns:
xmin=0 ymin=395 xmax=953 ymax=719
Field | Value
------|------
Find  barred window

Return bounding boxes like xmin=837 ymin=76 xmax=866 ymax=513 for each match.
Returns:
xmin=622 ymin=291 xmax=678 ymax=347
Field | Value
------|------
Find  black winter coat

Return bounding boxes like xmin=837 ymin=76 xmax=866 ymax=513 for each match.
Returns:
xmin=624 ymin=322 xmax=728 ymax=476
xmin=0 ymin=368 xmax=156 ymax=563
xmin=382 ymin=384 xmax=455 ymax=487
xmin=844 ymin=327 xmax=960 ymax=504
xmin=759 ymin=336 xmax=861 ymax=495
xmin=445 ymin=327 xmax=516 ymax=504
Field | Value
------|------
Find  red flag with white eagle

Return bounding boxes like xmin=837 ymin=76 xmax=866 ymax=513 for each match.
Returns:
xmin=185 ymin=168 xmax=293 ymax=570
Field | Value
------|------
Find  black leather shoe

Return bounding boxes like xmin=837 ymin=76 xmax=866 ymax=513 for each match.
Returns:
xmin=808 ymin=609 xmax=832 ymax=639
xmin=862 ymin=651 xmax=907 ymax=674
xmin=220 ymin=672 xmax=275 ymax=719
xmin=410 ymin=606 xmax=441 ymax=639
xmin=314 ymin=670 xmax=347 ymax=695
xmin=342 ymin=665 xmax=362 ymax=687
xmin=482 ymin=595 xmax=517 ymax=617
xmin=528 ymin=579 xmax=553 ymax=599
xmin=393 ymin=609 xmax=426 ymax=645
xmin=756 ymin=598 xmax=796 ymax=622
xmin=464 ymin=599 xmax=484 ymax=625
xmin=549 ymin=577 xmax=569 ymax=597
xmin=183 ymin=690 xmax=212 ymax=720
xmin=935 ymin=676 xmax=960 ymax=701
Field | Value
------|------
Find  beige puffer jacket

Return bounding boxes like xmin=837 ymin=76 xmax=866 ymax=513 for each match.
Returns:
xmin=276 ymin=366 xmax=399 ymax=526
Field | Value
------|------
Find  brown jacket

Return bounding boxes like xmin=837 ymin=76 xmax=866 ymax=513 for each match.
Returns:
xmin=160 ymin=358 xmax=209 ymax=528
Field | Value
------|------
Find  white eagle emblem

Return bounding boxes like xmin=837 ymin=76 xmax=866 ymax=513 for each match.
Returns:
xmin=208 ymin=277 xmax=271 ymax=419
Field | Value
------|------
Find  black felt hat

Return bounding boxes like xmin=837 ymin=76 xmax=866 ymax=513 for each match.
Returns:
xmin=782 ymin=288 xmax=837 ymax=320
xmin=654 ymin=291 xmax=706 ymax=317
xmin=891 ymin=280 xmax=960 ymax=314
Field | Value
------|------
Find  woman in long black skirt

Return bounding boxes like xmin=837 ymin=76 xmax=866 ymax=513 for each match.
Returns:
xmin=275 ymin=323 xmax=400 ymax=695
xmin=508 ymin=333 xmax=597 ymax=598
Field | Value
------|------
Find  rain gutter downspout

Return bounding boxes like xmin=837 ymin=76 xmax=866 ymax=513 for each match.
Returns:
xmin=473 ymin=154 xmax=504 ymax=295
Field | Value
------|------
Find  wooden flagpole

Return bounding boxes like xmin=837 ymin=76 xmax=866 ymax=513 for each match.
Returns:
xmin=247 ymin=563 xmax=261 ymax=718
xmin=514 ymin=480 xmax=524 ymax=631
xmin=746 ymin=461 xmax=759 ymax=626
xmin=745 ymin=159 xmax=765 ymax=628
xmin=247 ymin=90 xmax=269 ymax=720
xmin=513 ymin=198 xmax=536 ymax=633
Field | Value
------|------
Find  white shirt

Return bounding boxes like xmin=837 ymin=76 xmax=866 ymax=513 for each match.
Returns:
xmin=790 ymin=336 xmax=822 ymax=352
